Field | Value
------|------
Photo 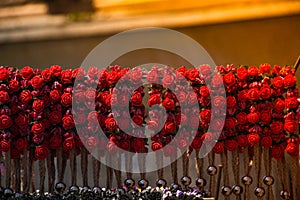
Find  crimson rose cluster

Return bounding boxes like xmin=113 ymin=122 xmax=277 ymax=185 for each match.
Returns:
xmin=0 ymin=64 xmax=298 ymax=161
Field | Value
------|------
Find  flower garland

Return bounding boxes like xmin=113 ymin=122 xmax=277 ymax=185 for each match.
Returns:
xmin=0 ymin=64 xmax=298 ymax=198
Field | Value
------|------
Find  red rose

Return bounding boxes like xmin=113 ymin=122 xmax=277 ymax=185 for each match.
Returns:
xmin=286 ymin=142 xmax=299 ymax=157
xmin=237 ymin=135 xmax=248 ymax=147
xmin=0 ymin=91 xmax=9 ymax=104
xmin=284 ymin=120 xmax=297 ymax=133
xmin=200 ymin=86 xmax=210 ymax=98
xmin=41 ymin=68 xmax=52 ymax=82
xmin=88 ymin=66 xmax=98 ymax=79
xmin=177 ymin=91 xmax=187 ymax=104
xmin=261 ymin=136 xmax=272 ymax=148
xmin=15 ymin=113 xmax=29 ymax=127
xmin=0 ymin=67 xmax=9 ymax=81
xmin=236 ymin=112 xmax=247 ymax=125
xmin=272 ymin=77 xmax=284 ymax=89
xmin=273 ymin=98 xmax=285 ymax=112
xmin=132 ymin=138 xmax=145 ymax=153
xmin=271 ymin=144 xmax=284 ymax=160
xmin=162 ymin=74 xmax=175 ymax=88
xmin=0 ymin=115 xmax=12 ymax=130
xmin=35 ymin=145 xmax=49 ymax=160
xmin=50 ymin=90 xmax=61 ymax=103
xmin=61 ymin=70 xmax=73 ymax=84
xmin=0 ymin=140 xmax=10 ymax=152
xmin=212 ymin=96 xmax=226 ymax=107
xmin=152 ymin=141 xmax=163 ymax=151
xmin=132 ymin=115 xmax=144 ymax=126
xmin=106 ymin=71 xmax=120 ymax=85
xmin=200 ymin=109 xmax=211 ymax=123
xmin=105 ymin=117 xmax=117 ymax=131
xmin=32 ymin=99 xmax=44 ymax=113
xmin=49 ymin=134 xmax=62 ymax=149
xmin=62 ymin=115 xmax=75 ymax=130
xmin=86 ymin=136 xmax=99 ymax=150
xmin=225 ymin=140 xmax=238 ymax=152
xmin=8 ymin=80 xmax=20 ymax=92
xmin=285 ymin=97 xmax=298 ymax=109
xmin=199 ymin=64 xmax=211 ymax=76
xmin=247 ymin=112 xmax=259 ymax=124
xmin=211 ymin=118 xmax=224 ymax=132
xmin=259 ymin=63 xmax=271 ymax=74
xmin=186 ymin=68 xmax=199 ymax=81
xmin=190 ymin=137 xmax=202 ymax=150
xmin=283 ymin=74 xmax=296 ymax=88
xmin=31 ymin=122 xmax=45 ymax=135
xmin=237 ymin=67 xmax=248 ymax=81
xmin=260 ymin=110 xmax=272 ymax=125
xmin=148 ymin=94 xmax=161 ymax=106
xmin=259 ymin=87 xmax=272 ymax=99
xmin=49 ymin=110 xmax=62 ymax=124
xmin=270 ymin=121 xmax=283 ymax=134
xmin=248 ymin=66 xmax=258 ymax=76
xmin=213 ymin=142 xmax=224 ymax=154
xmin=119 ymin=139 xmax=130 ymax=151
xmin=223 ymin=72 xmax=236 ymax=87
xmin=50 ymin=65 xmax=62 ymax=77
xmin=61 ymin=93 xmax=72 ymax=107
xmin=21 ymin=66 xmax=34 ymax=80
xmin=85 ymin=88 xmax=96 ymax=102
xmin=224 ymin=117 xmax=236 ymax=129
xmin=248 ymin=88 xmax=259 ymax=101
xmin=131 ymin=91 xmax=143 ymax=106
xmin=14 ymin=138 xmax=28 ymax=152
xmin=162 ymin=97 xmax=175 ymax=110
xmin=227 ymin=96 xmax=237 ymax=109
xmin=63 ymin=137 xmax=75 ymax=151
xmin=19 ymin=90 xmax=32 ymax=104
xmin=238 ymin=90 xmax=248 ymax=102
xmin=31 ymin=76 xmax=44 ymax=89
xmin=147 ymin=70 xmax=158 ymax=83
xmin=164 ymin=121 xmax=176 ymax=133
xmin=247 ymin=133 xmax=260 ymax=146
xmin=130 ymin=68 xmax=143 ymax=84
xmin=147 ymin=120 xmax=159 ymax=131
xmin=176 ymin=137 xmax=188 ymax=149
xmin=176 ymin=66 xmax=187 ymax=81
xmin=211 ymin=75 xmax=223 ymax=88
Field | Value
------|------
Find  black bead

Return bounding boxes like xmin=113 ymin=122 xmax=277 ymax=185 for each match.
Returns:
xmin=81 ymin=186 xmax=90 ymax=194
xmin=263 ymin=176 xmax=274 ymax=186
xmin=280 ymin=190 xmax=290 ymax=200
xmin=241 ymin=175 xmax=253 ymax=185
xmin=55 ymin=182 xmax=66 ymax=193
xmin=4 ymin=188 xmax=13 ymax=197
xmin=124 ymin=178 xmax=135 ymax=188
xmin=156 ymin=178 xmax=167 ymax=188
xmin=170 ymin=183 xmax=181 ymax=192
xmin=195 ymin=178 xmax=207 ymax=188
xmin=69 ymin=185 xmax=79 ymax=193
xmin=254 ymin=187 xmax=265 ymax=197
xmin=232 ymin=185 xmax=243 ymax=195
xmin=116 ymin=188 xmax=125 ymax=195
xmin=14 ymin=192 xmax=22 ymax=198
xmin=221 ymin=186 xmax=232 ymax=196
xmin=181 ymin=176 xmax=191 ymax=186
xmin=207 ymin=165 xmax=217 ymax=176
xmin=138 ymin=179 xmax=149 ymax=190
xmin=92 ymin=186 xmax=101 ymax=194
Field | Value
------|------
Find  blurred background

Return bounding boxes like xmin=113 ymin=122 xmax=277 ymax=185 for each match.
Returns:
xmin=0 ymin=0 xmax=300 ymax=69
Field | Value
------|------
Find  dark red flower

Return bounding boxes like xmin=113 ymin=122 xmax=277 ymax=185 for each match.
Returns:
xmin=190 ymin=137 xmax=202 ymax=150
xmin=259 ymin=63 xmax=271 ymax=74
xmin=41 ymin=68 xmax=52 ymax=82
xmin=259 ymin=86 xmax=272 ymax=99
xmin=32 ymin=99 xmax=44 ymax=113
xmin=61 ymin=92 xmax=72 ymax=107
xmin=227 ymin=96 xmax=237 ymax=109
xmin=15 ymin=113 xmax=29 ymax=127
xmin=86 ymin=136 xmax=99 ymax=150
xmin=200 ymin=109 xmax=211 ymax=123
xmin=31 ymin=122 xmax=45 ymax=135
xmin=61 ymin=70 xmax=73 ymax=84
xmin=248 ymin=88 xmax=259 ymax=101
xmin=223 ymin=72 xmax=236 ymax=87
xmin=260 ymin=136 xmax=272 ymax=148
xmin=152 ymin=141 xmax=163 ymax=151
xmin=131 ymin=91 xmax=143 ymax=106
xmin=49 ymin=110 xmax=62 ymax=124
xmin=271 ymin=144 xmax=284 ymax=160
xmin=148 ymin=94 xmax=161 ymax=106
xmin=186 ymin=68 xmax=199 ymax=81
xmin=248 ymin=66 xmax=258 ymax=76
xmin=213 ymin=142 xmax=224 ymax=154
xmin=236 ymin=112 xmax=247 ymax=125
xmin=0 ymin=115 xmax=12 ymax=130
xmin=286 ymin=142 xmax=299 ymax=157
xmin=273 ymin=98 xmax=285 ymax=112
xmin=199 ymin=64 xmax=211 ymax=76
xmin=211 ymin=118 xmax=224 ymax=132
xmin=212 ymin=96 xmax=226 ymax=108
xmin=132 ymin=115 xmax=144 ymax=126
xmin=225 ymin=140 xmax=238 ymax=152
xmin=19 ymin=90 xmax=32 ymax=104
xmin=35 ymin=145 xmax=49 ymax=160
xmin=0 ymin=140 xmax=10 ymax=152
xmin=132 ymin=138 xmax=145 ymax=153
xmin=237 ymin=135 xmax=248 ymax=147
xmin=8 ymin=80 xmax=20 ymax=92
xmin=283 ymin=74 xmax=296 ymax=88
xmin=0 ymin=67 xmax=9 ymax=81
xmin=238 ymin=90 xmax=248 ymax=102
xmin=0 ymin=91 xmax=9 ymax=104
xmin=162 ymin=97 xmax=175 ymax=110
xmin=237 ymin=67 xmax=248 ymax=81
xmin=21 ymin=66 xmax=34 ymax=80
xmin=50 ymin=65 xmax=62 ymax=77
xmin=62 ymin=115 xmax=75 ymax=130
xmin=272 ymin=76 xmax=284 ymax=89
xmin=211 ymin=75 xmax=223 ymax=88
xmin=270 ymin=121 xmax=283 ymax=134
xmin=49 ymin=134 xmax=62 ymax=149
xmin=259 ymin=110 xmax=272 ymax=125
xmin=224 ymin=117 xmax=236 ymax=129
xmin=162 ymin=74 xmax=175 ymax=88
xmin=200 ymin=86 xmax=210 ymax=98
xmin=284 ymin=120 xmax=297 ymax=133
xmin=88 ymin=66 xmax=99 ymax=79
xmin=247 ymin=133 xmax=260 ymax=146
xmin=105 ymin=117 xmax=117 ymax=131
xmin=247 ymin=112 xmax=259 ymax=124
xmin=31 ymin=76 xmax=44 ymax=89
xmin=285 ymin=97 xmax=298 ymax=109
xmin=63 ymin=137 xmax=75 ymax=151
xmin=14 ymin=138 xmax=28 ymax=152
